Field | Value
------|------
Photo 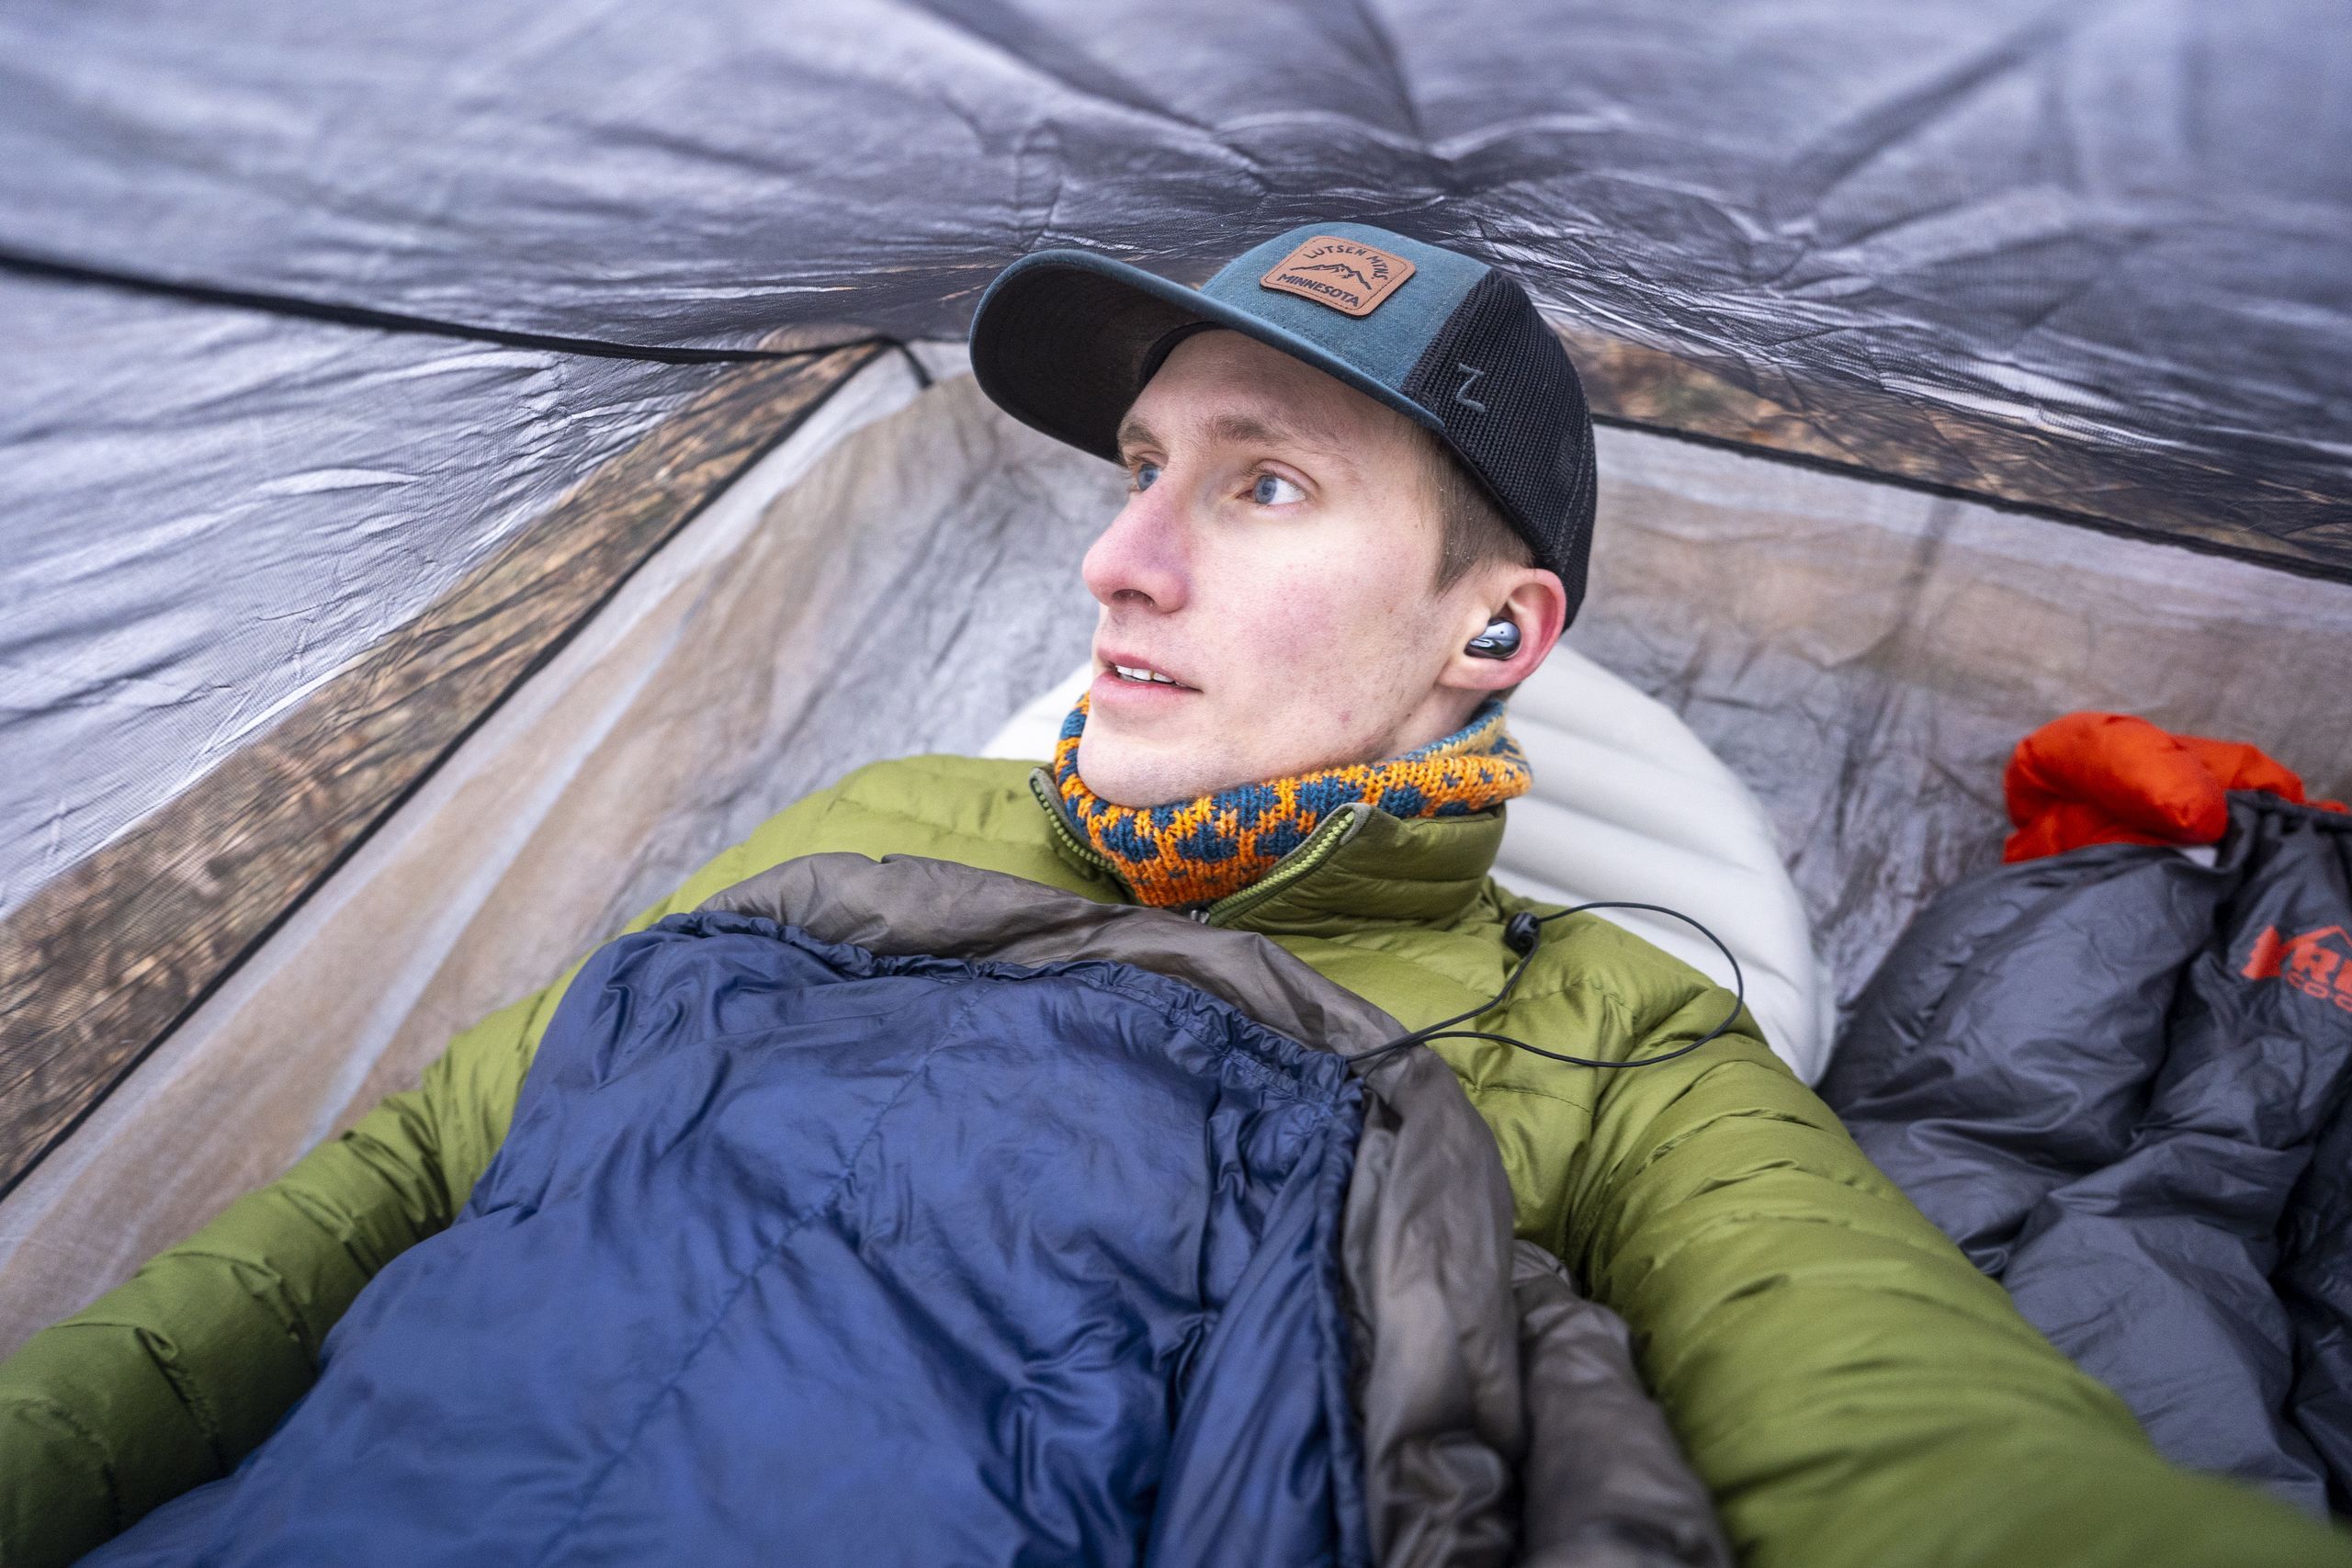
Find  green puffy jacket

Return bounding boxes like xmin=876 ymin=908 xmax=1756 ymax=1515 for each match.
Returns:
xmin=5 ymin=754 xmax=2346 ymax=1566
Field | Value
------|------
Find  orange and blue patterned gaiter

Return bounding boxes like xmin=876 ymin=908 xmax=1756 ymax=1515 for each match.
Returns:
xmin=1052 ymin=694 xmax=1531 ymax=908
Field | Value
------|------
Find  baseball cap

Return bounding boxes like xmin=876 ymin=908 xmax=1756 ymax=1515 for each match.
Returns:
xmin=967 ymin=221 xmax=1598 ymax=623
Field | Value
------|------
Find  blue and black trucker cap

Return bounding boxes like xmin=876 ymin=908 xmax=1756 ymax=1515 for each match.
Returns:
xmin=968 ymin=221 xmax=1598 ymax=623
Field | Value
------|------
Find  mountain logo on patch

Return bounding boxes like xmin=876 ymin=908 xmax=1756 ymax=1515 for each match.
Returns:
xmin=2242 ymin=923 xmax=2352 ymax=1013
xmin=1260 ymin=236 xmax=1417 ymax=317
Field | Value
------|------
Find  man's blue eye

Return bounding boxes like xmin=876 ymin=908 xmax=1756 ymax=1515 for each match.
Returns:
xmin=1252 ymin=473 xmax=1305 ymax=505
xmin=1135 ymin=463 xmax=1161 ymax=491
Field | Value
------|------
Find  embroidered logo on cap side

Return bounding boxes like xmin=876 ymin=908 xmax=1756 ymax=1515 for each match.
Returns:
xmin=1260 ymin=236 xmax=1417 ymax=317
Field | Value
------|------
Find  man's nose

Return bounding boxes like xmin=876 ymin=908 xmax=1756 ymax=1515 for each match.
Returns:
xmin=1081 ymin=483 xmax=1190 ymax=614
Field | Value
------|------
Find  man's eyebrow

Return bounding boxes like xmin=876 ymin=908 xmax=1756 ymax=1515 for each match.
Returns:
xmin=1206 ymin=410 xmax=1350 ymax=461
xmin=1213 ymin=409 xmax=1345 ymax=451
xmin=1114 ymin=406 xmax=1363 ymax=475
xmin=1114 ymin=416 xmax=1158 ymax=457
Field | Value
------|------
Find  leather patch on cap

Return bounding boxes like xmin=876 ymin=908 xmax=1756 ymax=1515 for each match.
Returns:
xmin=1259 ymin=236 xmax=1417 ymax=317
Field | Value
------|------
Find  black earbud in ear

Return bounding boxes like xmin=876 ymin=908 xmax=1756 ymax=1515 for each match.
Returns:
xmin=1464 ymin=616 xmax=1521 ymax=660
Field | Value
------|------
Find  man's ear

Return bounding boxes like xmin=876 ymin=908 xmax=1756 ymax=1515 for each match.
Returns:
xmin=1436 ymin=568 xmax=1568 ymax=695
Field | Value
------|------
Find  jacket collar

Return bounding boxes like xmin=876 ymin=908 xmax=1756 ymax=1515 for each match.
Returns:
xmin=1034 ymin=770 xmax=1504 ymax=936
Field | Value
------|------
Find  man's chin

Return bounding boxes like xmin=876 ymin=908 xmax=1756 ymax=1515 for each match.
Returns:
xmin=1075 ymin=730 xmax=1222 ymax=808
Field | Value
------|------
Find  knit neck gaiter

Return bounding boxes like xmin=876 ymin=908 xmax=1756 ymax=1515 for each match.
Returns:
xmin=1050 ymin=694 xmax=1531 ymax=908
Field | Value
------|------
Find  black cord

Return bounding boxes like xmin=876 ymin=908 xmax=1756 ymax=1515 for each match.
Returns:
xmin=1352 ymin=900 xmax=1747 ymax=1074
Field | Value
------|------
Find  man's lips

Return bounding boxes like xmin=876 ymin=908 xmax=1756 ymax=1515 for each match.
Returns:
xmin=1091 ymin=651 xmax=1199 ymax=705
xmin=1095 ymin=650 xmax=1198 ymax=690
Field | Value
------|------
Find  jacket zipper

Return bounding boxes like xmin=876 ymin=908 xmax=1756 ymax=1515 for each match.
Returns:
xmin=1200 ymin=802 xmax=1368 ymax=927
xmin=1028 ymin=769 xmax=1122 ymax=881
xmin=1029 ymin=770 xmax=1366 ymax=928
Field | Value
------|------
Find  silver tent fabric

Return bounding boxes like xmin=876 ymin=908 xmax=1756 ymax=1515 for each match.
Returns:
xmin=2 ymin=0 xmax=2344 ymax=564
xmin=0 ymin=271 xmax=725 ymax=918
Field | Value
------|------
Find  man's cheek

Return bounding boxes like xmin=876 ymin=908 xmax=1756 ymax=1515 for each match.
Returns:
xmin=1253 ymin=599 xmax=1347 ymax=668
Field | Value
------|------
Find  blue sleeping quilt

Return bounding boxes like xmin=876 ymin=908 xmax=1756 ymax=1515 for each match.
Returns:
xmin=85 ymin=908 xmax=1368 ymax=1567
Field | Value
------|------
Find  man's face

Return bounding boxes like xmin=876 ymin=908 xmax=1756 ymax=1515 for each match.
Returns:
xmin=1077 ymin=330 xmax=1498 ymax=807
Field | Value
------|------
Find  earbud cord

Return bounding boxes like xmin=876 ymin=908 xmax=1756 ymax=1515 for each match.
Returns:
xmin=1351 ymin=900 xmax=1746 ymax=1073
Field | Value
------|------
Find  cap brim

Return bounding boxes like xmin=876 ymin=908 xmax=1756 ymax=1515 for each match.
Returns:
xmin=967 ymin=249 xmax=1446 ymax=463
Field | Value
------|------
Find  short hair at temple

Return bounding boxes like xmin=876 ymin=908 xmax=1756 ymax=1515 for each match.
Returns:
xmin=1417 ymin=424 xmax=1533 ymax=591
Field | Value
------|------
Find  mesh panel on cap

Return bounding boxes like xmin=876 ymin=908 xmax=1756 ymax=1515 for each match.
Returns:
xmin=1398 ymin=272 xmax=1597 ymax=621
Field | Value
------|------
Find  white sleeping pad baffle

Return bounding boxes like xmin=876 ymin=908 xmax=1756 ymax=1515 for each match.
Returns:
xmin=983 ymin=649 xmax=1832 ymax=1080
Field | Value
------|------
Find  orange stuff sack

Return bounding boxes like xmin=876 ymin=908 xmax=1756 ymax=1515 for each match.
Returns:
xmin=2003 ymin=712 xmax=2343 ymax=863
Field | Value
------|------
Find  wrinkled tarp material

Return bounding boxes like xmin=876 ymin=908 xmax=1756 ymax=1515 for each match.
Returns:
xmin=71 ymin=852 xmax=1729 ymax=1568
xmin=1822 ymin=795 xmax=2352 ymax=1516
xmin=2004 ymin=711 xmax=2345 ymax=863
xmin=3 ymin=0 xmax=2346 ymax=564
xmin=0 ymin=270 xmax=725 ymax=919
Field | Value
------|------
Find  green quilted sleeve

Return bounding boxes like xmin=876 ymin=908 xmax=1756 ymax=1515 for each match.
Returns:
xmin=0 ymin=784 xmax=859 ymax=1566
xmin=1568 ymin=984 xmax=2352 ymax=1568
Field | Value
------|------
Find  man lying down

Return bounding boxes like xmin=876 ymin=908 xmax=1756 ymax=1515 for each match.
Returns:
xmin=6 ymin=227 xmax=2345 ymax=1568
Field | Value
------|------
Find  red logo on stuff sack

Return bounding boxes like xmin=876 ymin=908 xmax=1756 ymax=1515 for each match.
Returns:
xmin=2242 ymin=924 xmax=2352 ymax=1013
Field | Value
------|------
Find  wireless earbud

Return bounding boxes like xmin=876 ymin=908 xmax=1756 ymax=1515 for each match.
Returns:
xmin=1464 ymin=616 xmax=1521 ymax=660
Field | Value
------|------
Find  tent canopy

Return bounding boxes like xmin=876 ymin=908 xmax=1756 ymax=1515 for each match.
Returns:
xmin=8 ymin=0 xmax=2346 ymax=557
